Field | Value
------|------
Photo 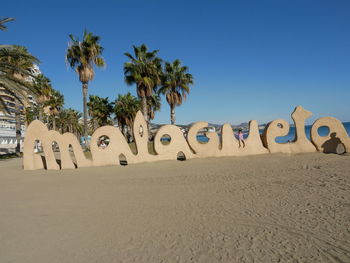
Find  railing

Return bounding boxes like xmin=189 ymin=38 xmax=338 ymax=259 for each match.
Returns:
xmin=0 ymin=140 xmax=24 ymax=154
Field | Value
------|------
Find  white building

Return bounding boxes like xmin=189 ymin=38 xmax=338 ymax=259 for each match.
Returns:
xmin=0 ymin=65 xmax=40 ymax=154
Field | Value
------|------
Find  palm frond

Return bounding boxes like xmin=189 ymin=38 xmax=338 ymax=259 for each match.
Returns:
xmin=66 ymin=31 xmax=105 ymax=82
xmin=0 ymin=97 xmax=9 ymax=114
xmin=0 ymin=17 xmax=15 ymax=31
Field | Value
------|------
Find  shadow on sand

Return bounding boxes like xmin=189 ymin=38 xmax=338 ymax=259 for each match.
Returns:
xmin=321 ymin=132 xmax=345 ymax=154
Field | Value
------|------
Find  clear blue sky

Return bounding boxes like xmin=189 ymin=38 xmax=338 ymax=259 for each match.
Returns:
xmin=2 ymin=0 xmax=350 ymax=125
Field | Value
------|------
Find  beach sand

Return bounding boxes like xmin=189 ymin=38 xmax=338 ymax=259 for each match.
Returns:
xmin=0 ymin=153 xmax=349 ymax=262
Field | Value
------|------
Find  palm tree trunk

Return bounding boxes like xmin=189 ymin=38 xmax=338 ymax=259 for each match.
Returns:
xmin=82 ymin=82 xmax=89 ymax=148
xmin=170 ymin=104 xmax=176 ymax=125
xmin=39 ymin=106 xmax=43 ymax=122
xmin=141 ymin=95 xmax=148 ymax=123
xmin=53 ymin=116 xmax=56 ymax=130
xmin=127 ymin=125 xmax=132 ymax=143
xmin=120 ymin=124 xmax=125 ymax=138
xmin=15 ymin=99 xmax=21 ymax=156
xmin=141 ymin=95 xmax=151 ymax=139
xmin=94 ymin=119 xmax=98 ymax=130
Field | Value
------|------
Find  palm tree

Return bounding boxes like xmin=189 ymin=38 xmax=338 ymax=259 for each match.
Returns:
xmin=124 ymin=44 xmax=162 ymax=125
xmin=114 ymin=92 xmax=141 ymax=141
xmin=0 ymin=46 xmax=39 ymax=102
xmin=67 ymin=108 xmax=83 ymax=137
xmin=45 ymin=89 xmax=64 ymax=131
xmin=0 ymin=17 xmax=15 ymax=31
xmin=147 ymin=94 xmax=161 ymax=121
xmin=0 ymin=18 xmax=29 ymax=114
xmin=0 ymin=46 xmax=39 ymax=155
xmin=87 ymin=95 xmax=113 ymax=131
xmin=24 ymin=105 xmax=39 ymax=125
xmin=158 ymin=59 xmax=193 ymax=125
xmin=32 ymin=74 xmax=52 ymax=121
xmin=66 ymin=30 xmax=105 ymax=146
xmin=56 ymin=108 xmax=83 ymax=137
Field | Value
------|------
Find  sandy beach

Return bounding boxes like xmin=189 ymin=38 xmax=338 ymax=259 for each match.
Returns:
xmin=0 ymin=153 xmax=349 ymax=263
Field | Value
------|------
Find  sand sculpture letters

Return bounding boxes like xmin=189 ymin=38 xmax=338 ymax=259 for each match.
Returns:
xmin=23 ymin=106 xmax=349 ymax=170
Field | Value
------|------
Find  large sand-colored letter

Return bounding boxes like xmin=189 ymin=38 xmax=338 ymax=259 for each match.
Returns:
xmin=262 ymin=106 xmax=316 ymax=153
xmin=91 ymin=126 xmax=136 ymax=166
xmin=23 ymin=120 xmax=48 ymax=170
xmin=132 ymin=111 xmax=158 ymax=162
xmin=154 ymin=125 xmax=194 ymax=160
xmin=220 ymin=121 xmax=268 ymax=156
xmin=187 ymin=122 xmax=220 ymax=157
xmin=311 ymin=117 xmax=350 ymax=153
xmin=23 ymin=120 xmax=91 ymax=170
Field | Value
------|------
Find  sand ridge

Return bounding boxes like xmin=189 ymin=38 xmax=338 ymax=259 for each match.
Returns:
xmin=0 ymin=153 xmax=349 ymax=262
